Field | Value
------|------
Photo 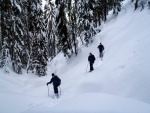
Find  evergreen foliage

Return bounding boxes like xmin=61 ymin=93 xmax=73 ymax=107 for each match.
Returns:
xmin=132 ymin=0 xmax=149 ymax=10
xmin=44 ymin=1 xmax=56 ymax=59
xmin=55 ymin=1 xmax=73 ymax=57
xmin=2 ymin=0 xmax=143 ymax=76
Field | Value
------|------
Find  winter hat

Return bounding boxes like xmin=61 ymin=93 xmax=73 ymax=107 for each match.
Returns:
xmin=52 ymin=73 xmax=55 ymax=76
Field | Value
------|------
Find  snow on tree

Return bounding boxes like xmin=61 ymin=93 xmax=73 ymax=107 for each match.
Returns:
xmin=0 ymin=0 xmax=127 ymax=75
xmin=55 ymin=1 xmax=73 ymax=58
xmin=26 ymin=0 xmax=48 ymax=76
xmin=43 ymin=1 xmax=57 ymax=60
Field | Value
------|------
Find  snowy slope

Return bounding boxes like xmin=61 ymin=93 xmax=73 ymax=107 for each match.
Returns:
xmin=1 ymin=1 xmax=150 ymax=113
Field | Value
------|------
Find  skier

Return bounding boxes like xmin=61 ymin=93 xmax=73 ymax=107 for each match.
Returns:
xmin=97 ymin=43 xmax=104 ymax=58
xmin=88 ymin=53 xmax=96 ymax=72
xmin=47 ymin=73 xmax=61 ymax=98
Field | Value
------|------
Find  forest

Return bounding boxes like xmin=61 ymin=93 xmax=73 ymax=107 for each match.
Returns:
xmin=0 ymin=0 xmax=149 ymax=76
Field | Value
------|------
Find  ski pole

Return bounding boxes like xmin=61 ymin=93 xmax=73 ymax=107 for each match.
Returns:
xmin=59 ymin=86 xmax=61 ymax=96
xmin=85 ymin=62 xmax=89 ymax=75
xmin=47 ymin=85 xmax=49 ymax=96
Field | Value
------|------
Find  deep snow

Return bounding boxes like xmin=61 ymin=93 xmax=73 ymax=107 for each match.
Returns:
xmin=1 ymin=1 xmax=150 ymax=113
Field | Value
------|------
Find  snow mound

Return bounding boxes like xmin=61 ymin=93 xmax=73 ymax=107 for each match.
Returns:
xmin=26 ymin=93 xmax=150 ymax=113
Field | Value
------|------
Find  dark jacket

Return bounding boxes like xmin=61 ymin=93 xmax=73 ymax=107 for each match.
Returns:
xmin=98 ymin=44 xmax=104 ymax=52
xmin=47 ymin=75 xmax=61 ymax=86
xmin=88 ymin=54 xmax=95 ymax=63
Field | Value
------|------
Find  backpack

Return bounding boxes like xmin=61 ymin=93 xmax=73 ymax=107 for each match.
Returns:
xmin=94 ymin=56 xmax=96 ymax=61
xmin=55 ymin=76 xmax=61 ymax=86
xmin=93 ymin=55 xmax=96 ymax=62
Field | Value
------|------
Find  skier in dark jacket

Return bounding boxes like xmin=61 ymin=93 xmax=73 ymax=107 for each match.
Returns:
xmin=88 ymin=53 xmax=96 ymax=72
xmin=97 ymin=43 xmax=104 ymax=58
xmin=47 ymin=73 xmax=61 ymax=97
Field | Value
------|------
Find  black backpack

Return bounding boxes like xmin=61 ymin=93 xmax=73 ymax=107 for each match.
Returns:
xmin=55 ymin=76 xmax=61 ymax=86
xmin=93 ymin=55 xmax=96 ymax=62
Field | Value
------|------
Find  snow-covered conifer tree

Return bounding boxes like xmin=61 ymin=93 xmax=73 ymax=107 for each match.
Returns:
xmin=55 ymin=0 xmax=73 ymax=58
xmin=44 ymin=1 xmax=57 ymax=59
xmin=76 ymin=0 xmax=96 ymax=46
xmin=26 ymin=0 xmax=48 ymax=76
xmin=1 ymin=0 xmax=12 ymax=72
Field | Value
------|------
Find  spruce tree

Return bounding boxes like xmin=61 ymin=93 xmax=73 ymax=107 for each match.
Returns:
xmin=1 ymin=0 xmax=14 ymax=72
xmin=55 ymin=1 xmax=73 ymax=58
xmin=11 ymin=0 xmax=27 ymax=74
xmin=26 ymin=0 xmax=47 ymax=76
xmin=77 ymin=0 xmax=96 ymax=46
xmin=44 ymin=1 xmax=57 ymax=59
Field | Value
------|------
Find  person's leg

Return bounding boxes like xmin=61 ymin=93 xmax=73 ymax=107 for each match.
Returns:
xmin=91 ymin=62 xmax=94 ymax=70
xmin=90 ymin=62 xmax=94 ymax=71
xmin=99 ymin=50 xmax=101 ymax=58
xmin=90 ymin=63 xmax=92 ymax=71
xmin=54 ymin=85 xmax=58 ymax=94
xmin=100 ymin=51 xmax=103 ymax=58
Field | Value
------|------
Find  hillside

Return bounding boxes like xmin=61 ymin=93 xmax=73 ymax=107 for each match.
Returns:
xmin=0 ymin=1 xmax=150 ymax=113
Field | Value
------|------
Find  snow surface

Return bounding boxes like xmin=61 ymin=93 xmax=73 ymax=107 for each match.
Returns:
xmin=1 ymin=1 xmax=150 ymax=113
